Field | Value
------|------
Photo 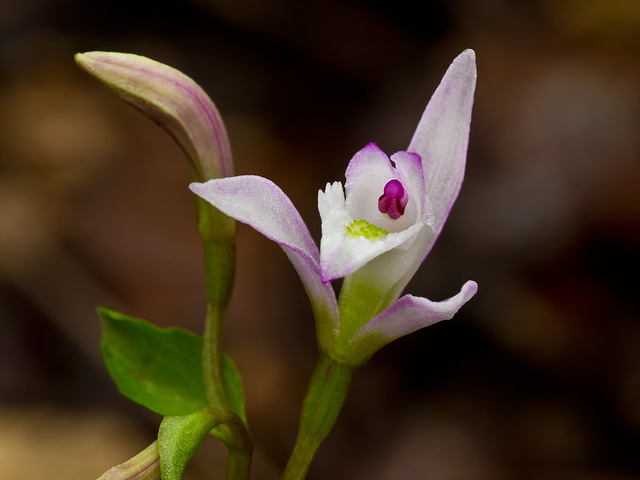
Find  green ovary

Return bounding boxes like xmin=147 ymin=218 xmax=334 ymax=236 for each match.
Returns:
xmin=346 ymin=219 xmax=388 ymax=241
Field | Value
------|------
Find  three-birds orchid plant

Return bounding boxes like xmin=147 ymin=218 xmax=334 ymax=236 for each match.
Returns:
xmin=76 ymin=48 xmax=477 ymax=480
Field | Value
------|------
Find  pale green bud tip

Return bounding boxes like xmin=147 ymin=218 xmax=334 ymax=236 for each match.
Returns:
xmin=346 ymin=219 xmax=388 ymax=241
xmin=97 ymin=441 xmax=160 ymax=480
xmin=75 ymin=51 xmax=233 ymax=180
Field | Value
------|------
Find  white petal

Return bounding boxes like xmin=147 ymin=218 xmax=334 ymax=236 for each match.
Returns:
xmin=318 ymin=179 xmax=425 ymax=283
xmin=190 ymin=177 xmax=339 ymax=341
xmin=390 ymin=151 xmax=431 ymax=227
xmin=408 ymin=49 xmax=477 ymax=234
xmin=343 ymin=280 xmax=478 ymax=365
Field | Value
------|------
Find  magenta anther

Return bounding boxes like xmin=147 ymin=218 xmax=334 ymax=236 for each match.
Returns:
xmin=378 ymin=179 xmax=408 ymax=220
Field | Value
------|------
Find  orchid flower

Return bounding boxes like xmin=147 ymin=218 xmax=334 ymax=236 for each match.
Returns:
xmin=191 ymin=49 xmax=478 ymax=367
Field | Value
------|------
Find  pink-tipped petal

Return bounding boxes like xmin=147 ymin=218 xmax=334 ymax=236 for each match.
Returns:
xmin=343 ymin=280 xmax=478 ymax=365
xmin=408 ymin=49 xmax=477 ymax=234
xmin=190 ymin=177 xmax=339 ymax=339
xmin=344 ymin=143 xmax=395 ymax=188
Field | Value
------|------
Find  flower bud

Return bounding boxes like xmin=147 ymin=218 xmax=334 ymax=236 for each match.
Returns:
xmin=75 ymin=51 xmax=232 ymax=181
xmin=97 ymin=441 xmax=159 ymax=480
xmin=75 ymin=51 xmax=235 ymax=244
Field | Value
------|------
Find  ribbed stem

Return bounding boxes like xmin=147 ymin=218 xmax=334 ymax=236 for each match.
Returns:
xmin=282 ymin=355 xmax=355 ymax=480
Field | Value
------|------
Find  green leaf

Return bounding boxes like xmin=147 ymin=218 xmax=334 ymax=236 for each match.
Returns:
xmin=98 ymin=306 xmax=247 ymax=428
xmin=98 ymin=307 xmax=208 ymax=416
xmin=209 ymin=354 xmax=247 ymax=446
xmin=159 ymin=408 xmax=224 ymax=480
xmin=221 ymin=354 xmax=247 ymax=423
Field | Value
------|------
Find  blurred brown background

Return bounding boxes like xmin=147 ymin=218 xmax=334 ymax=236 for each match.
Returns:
xmin=1 ymin=0 xmax=639 ymax=479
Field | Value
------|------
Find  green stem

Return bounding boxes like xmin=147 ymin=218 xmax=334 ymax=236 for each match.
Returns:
xmin=202 ymin=241 xmax=235 ymax=408
xmin=215 ymin=418 xmax=254 ymax=480
xmin=202 ymin=241 xmax=255 ymax=480
xmin=199 ymin=211 xmax=253 ymax=480
xmin=228 ymin=445 xmax=252 ymax=480
xmin=196 ymin=196 xmax=236 ymax=408
xmin=282 ymin=355 xmax=356 ymax=480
